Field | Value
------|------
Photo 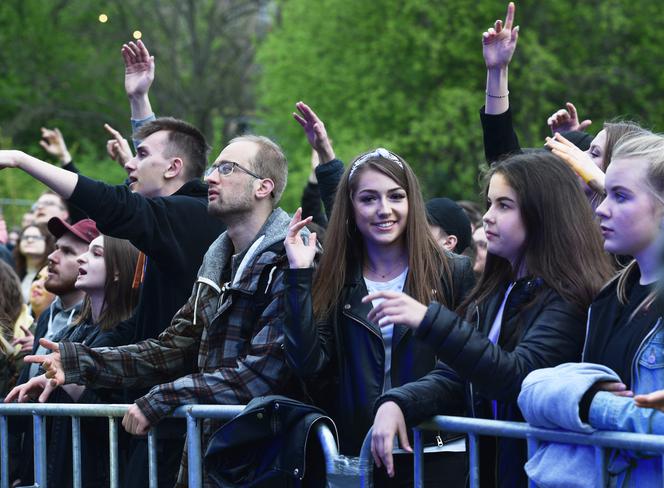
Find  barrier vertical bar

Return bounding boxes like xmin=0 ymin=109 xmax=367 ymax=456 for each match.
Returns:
xmin=594 ymin=446 xmax=607 ymax=487
xmin=71 ymin=417 xmax=82 ymax=488
xmin=148 ymin=429 xmax=158 ymax=488
xmin=1 ymin=416 xmax=8 ymax=488
xmin=33 ymin=414 xmax=47 ymax=488
xmin=109 ymin=417 xmax=119 ymax=488
xmin=527 ymin=436 xmax=539 ymax=488
xmin=468 ymin=433 xmax=480 ymax=488
xmin=186 ymin=413 xmax=202 ymax=488
xmin=359 ymin=428 xmax=374 ymax=488
xmin=413 ymin=428 xmax=423 ymax=488
xmin=314 ymin=422 xmax=338 ymax=475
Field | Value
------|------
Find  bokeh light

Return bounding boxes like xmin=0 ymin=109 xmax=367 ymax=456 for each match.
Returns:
xmin=98 ymin=14 xmax=108 ymax=23
xmin=133 ymin=30 xmax=142 ymax=40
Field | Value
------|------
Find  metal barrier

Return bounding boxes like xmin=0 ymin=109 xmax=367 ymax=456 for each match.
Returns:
xmin=0 ymin=403 xmax=340 ymax=488
xmin=359 ymin=415 xmax=664 ymax=488
xmin=7 ymin=404 xmax=664 ymax=488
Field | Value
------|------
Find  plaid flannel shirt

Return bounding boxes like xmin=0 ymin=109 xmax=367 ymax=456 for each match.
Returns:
xmin=59 ymin=208 xmax=302 ymax=486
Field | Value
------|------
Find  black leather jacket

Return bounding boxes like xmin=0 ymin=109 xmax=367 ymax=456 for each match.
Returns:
xmin=378 ymin=278 xmax=587 ymax=487
xmin=284 ymin=252 xmax=474 ymax=455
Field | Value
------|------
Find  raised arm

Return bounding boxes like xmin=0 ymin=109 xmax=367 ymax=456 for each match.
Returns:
xmin=0 ymin=151 xmax=78 ymax=198
xmin=123 ymin=40 xmax=155 ymax=121
xmin=293 ymin=101 xmax=343 ymax=219
xmin=483 ymin=2 xmax=519 ymax=115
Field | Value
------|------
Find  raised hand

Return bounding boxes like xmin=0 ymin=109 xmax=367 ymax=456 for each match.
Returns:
xmin=547 ymin=102 xmax=592 ymax=134
xmin=363 ymin=291 xmax=428 ymax=329
xmin=104 ymin=123 xmax=133 ymax=169
xmin=23 ymin=338 xmax=65 ymax=386
xmin=39 ymin=128 xmax=72 ymax=165
xmin=122 ymin=40 xmax=154 ymax=99
xmin=4 ymin=374 xmax=59 ymax=403
xmin=545 ymin=133 xmax=605 ymax=194
xmin=284 ymin=207 xmax=317 ymax=269
xmin=293 ymin=102 xmax=336 ymax=164
xmin=635 ymin=390 xmax=664 ymax=412
xmin=482 ymin=2 xmax=519 ymax=70
xmin=371 ymin=401 xmax=412 ymax=478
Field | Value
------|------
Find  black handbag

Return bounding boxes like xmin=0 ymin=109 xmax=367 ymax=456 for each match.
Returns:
xmin=204 ymin=395 xmax=338 ymax=487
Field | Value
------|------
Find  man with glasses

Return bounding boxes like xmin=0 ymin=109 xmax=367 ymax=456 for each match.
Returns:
xmin=32 ymin=191 xmax=69 ymax=225
xmin=12 ymin=134 xmax=305 ymax=487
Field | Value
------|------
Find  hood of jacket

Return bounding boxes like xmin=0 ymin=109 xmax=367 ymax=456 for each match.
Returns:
xmin=196 ymin=208 xmax=295 ymax=293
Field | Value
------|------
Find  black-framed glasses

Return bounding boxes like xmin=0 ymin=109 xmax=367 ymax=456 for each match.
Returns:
xmin=205 ymin=161 xmax=263 ymax=180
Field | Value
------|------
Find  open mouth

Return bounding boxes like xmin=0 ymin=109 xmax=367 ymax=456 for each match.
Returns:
xmin=127 ymin=176 xmax=138 ymax=186
xmin=78 ymin=267 xmax=88 ymax=276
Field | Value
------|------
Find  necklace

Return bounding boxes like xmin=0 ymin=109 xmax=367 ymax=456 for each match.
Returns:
xmin=364 ymin=257 xmax=408 ymax=280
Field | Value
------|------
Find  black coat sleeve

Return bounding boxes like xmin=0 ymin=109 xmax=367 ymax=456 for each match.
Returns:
xmin=300 ymin=181 xmax=328 ymax=228
xmin=480 ymin=106 xmax=522 ymax=164
xmin=377 ymin=291 xmax=586 ymax=425
xmin=314 ymin=159 xmax=345 ymax=220
xmin=283 ymin=268 xmax=335 ymax=376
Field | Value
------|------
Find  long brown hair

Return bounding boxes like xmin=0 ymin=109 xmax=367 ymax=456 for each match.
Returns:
xmin=76 ymin=236 xmax=139 ymax=330
xmin=459 ymin=152 xmax=613 ymax=315
xmin=312 ymin=149 xmax=452 ymax=320
xmin=12 ymin=223 xmax=55 ymax=280
xmin=0 ymin=260 xmax=22 ymax=340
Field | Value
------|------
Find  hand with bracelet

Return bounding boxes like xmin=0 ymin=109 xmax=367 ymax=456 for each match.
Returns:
xmin=483 ymin=2 xmax=519 ymax=114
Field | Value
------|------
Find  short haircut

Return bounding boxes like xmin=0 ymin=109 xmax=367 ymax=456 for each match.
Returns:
xmin=229 ymin=135 xmax=288 ymax=204
xmin=134 ymin=117 xmax=211 ymax=179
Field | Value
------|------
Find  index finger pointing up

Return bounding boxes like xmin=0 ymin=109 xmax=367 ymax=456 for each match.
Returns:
xmin=504 ymin=2 xmax=515 ymax=31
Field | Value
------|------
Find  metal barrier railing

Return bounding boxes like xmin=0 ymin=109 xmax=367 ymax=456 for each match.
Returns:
xmin=0 ymin=403 xmax=340 ymax=488
xmin=6 ymin=404 xmax=664 ymax=488
xmin=359 ymin=415 xmax=664 ymax=488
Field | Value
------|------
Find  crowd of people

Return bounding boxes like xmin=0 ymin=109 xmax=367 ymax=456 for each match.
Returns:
xmin=1 ymin=2 xmax=664 ymax=487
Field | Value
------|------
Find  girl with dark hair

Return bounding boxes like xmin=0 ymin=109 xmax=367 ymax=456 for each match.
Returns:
xmin=284 ymin=147 xmax=475 ymax=486
xmin=12 ymin=224 xmax=55 ymax=302
xmin=368 ymin=152 xmax=614 ymax=486
xmin=7 ymin=234 xmax=138 ymax=487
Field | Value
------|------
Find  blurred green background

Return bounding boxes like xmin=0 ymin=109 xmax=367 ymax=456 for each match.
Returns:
xmin=1 ymin=0 xmax=663 ymax=227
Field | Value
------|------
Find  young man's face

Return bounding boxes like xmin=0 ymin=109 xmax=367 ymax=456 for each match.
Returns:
xmin=124 ymin=130 xmax=174 ymax=197
xmin=45 ymin=233 xmax=89 ymax=295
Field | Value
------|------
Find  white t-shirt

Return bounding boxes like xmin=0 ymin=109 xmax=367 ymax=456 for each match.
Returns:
xmin=364 ymin=267 xmax=408 ymax=394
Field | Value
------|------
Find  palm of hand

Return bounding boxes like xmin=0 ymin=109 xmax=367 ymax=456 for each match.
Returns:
xmin=125 ymin=63 xmax=153 ymax=95
xmin=285 ymin=235 xmax=315 ymax=269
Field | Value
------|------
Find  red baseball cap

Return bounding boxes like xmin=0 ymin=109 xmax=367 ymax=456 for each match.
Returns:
xmin=47 ymin=217 xmax=100 ymax=243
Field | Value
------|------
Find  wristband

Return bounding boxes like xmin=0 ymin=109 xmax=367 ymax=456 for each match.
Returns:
xmin=486 ymin=91 xmax=509 ymax=99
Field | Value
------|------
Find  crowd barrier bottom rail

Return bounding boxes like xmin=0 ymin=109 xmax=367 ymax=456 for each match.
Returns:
xmin=0 ymin=403 xmax=340 ymax=488
xmin=359 ymin=414 xmax=664 ymax=488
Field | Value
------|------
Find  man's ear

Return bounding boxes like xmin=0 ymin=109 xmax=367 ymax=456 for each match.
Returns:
xmin=442 ymin=234 xmax=458 ymax=252
xmin=255 ymin=178 xmax=275 ymax=200
xmin=164 ymin=158 xmax=184 ymax=180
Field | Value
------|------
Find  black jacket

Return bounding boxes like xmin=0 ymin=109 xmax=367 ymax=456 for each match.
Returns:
xmin=68 ymin=176 xmax=225 ymax=347
xmin=378 ymin=278 xmax=587 ymax=487
xmin=284 ymin=254 xmax=474 ymax=455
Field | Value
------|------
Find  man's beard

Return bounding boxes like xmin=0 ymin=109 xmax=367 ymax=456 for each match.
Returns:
xmin=45 ymin=275 xmax=77 ymax=296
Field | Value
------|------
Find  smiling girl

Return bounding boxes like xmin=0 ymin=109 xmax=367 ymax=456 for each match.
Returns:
xmin=367 ymin=152 xmax=613 ymax=485
xmin=283 ymin=148 xmax=474 ymax=485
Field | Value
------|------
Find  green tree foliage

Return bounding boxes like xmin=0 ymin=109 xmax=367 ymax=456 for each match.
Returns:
xmin=256 ymin=0 xmax=664 ymax=210
xmin=0 ymin=0 xmax=269 ymax=226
